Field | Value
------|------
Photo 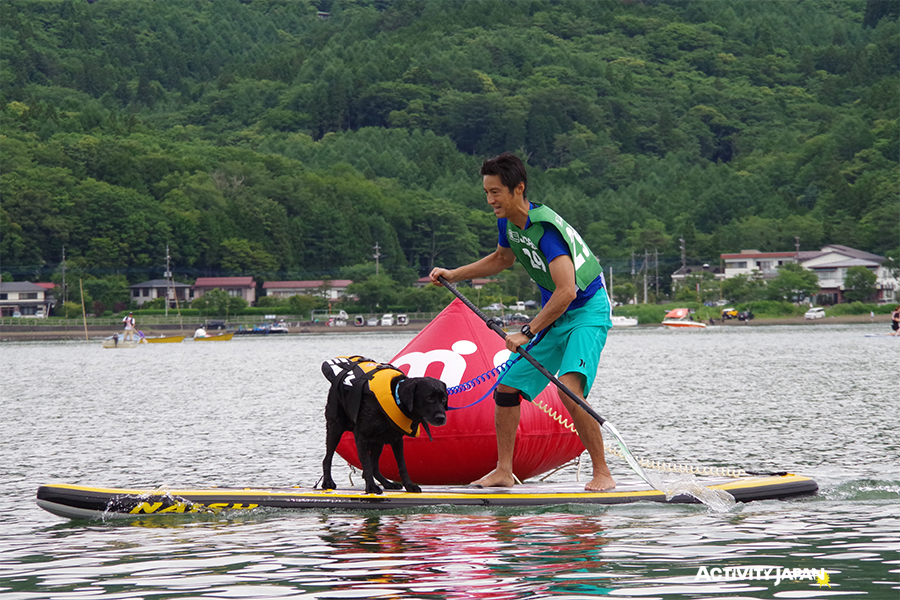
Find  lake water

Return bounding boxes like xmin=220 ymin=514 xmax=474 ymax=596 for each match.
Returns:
xmin=1 ymin=323 xmax=898 ymax=599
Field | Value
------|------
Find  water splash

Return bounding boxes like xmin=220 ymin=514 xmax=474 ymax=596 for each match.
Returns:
xmin=646 ymin=472 xmax=737 ymax=512
xmin=823 ymin=478 xmax=900 ymax=501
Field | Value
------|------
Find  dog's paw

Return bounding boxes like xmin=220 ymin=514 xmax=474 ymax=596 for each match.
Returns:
xmin=382 ymin=480 xmax=403 ymax=490
xmin=365 ymin=482 xmax=384 ymax=495
xmin=321 ymin=477 xmax=337 ymax=490
xmin=404 ymin=483 xmax=422 ymax=493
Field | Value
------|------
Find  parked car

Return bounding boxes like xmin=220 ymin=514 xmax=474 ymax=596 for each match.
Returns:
xmin=737 ymin=311 xmax=754 ymax=322
xmin=804 ymin=307 xmax=826 ymax=320
xmin=721 ymin=308 xmax=738 ymax=320
xmin=366 ymin=317 xmax=379 ymax=326
xmin=498 ymin=313 xmax=529 ymax=326
xmin=380 ymin=313 xmax=394 ymax=326
xmin=482 ymin=303 xmax=505 ymax=311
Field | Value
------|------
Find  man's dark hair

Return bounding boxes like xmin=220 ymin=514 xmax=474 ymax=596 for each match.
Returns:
xmin=481 ymin=152 xmax=527 ymax=198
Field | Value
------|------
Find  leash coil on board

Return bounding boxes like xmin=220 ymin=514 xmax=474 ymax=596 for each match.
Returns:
xmin=532 ymin=398 xmax=746 ymax=478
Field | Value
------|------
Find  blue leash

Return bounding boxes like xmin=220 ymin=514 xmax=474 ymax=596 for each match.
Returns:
xmin=446 ymin=358 xmax=514 ymax=410
xmin=446 ymin=335 xmax=541 ymax=410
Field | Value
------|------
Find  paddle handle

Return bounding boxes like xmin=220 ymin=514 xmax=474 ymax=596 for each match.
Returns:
xmin=437 ymin=276 xmax=606 ymax=425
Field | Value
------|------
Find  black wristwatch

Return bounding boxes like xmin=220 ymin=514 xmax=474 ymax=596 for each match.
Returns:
xmin=520 ymin=324 xmax=535 ymax=340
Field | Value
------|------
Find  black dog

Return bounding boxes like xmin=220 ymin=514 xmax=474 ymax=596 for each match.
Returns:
xmin=321 ymin=356 xmax=448 ymax=494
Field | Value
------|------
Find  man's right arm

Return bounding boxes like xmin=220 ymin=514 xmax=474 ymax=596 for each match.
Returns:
xmin=430 ymin=246 xmax=516 ymax=286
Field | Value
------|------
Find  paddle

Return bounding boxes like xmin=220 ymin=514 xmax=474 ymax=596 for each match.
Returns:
xmin=437 ymin=275 xmax=656 ymax=489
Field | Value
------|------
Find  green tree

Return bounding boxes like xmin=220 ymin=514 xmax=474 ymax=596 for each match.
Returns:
xmin=347 ymin=274 xmax=398 ymax=312
xmin=721 ymin=272 xmax=766 ymax=303
xmin=288 ymin=293 xmax=319 ymax=317
xmin=767 ymin=263 xmax=820 ymax=303
xmin=612 ymin=282 xmax=635 ymax=306
xmin=255 ymin=296 xmax=285 ymax=308
xmin=60 ymin=301 xmax=83 ymax=319
xmin=395 ymin=285 xmax=451 ymax=313
xmin=842 ymin=266 xmax=877 ymax=303
xmin=220 ymin=238 xmax=278 ymax=276
xmin=82 ymin=276 xmax=130 ymax=311
xmin=191 ymin=288 xmax=247 ymax=316
xmin=675 ymin=272 xmax=719 ymax=303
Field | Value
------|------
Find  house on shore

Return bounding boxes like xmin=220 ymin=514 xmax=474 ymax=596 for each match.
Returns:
xmin=192 ymin=277 xmax=256 ymax=306
xmin=262 ymin=280 xmax=352 ymax=301
xmin=414 ymin=277 xmax=496 ymax=288
xmin=720 ymin=245 xmax=896 ymax=304
xmin=670 ymin=264 xmax=726 ymax=287
xmin=129 ymin=279 xmax=192 ymax=308
xmin=0 ymin=281 xmax=55 ymax=317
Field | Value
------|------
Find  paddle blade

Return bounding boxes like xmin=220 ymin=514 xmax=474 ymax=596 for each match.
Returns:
xmin=601 ymin=421 xmax=654 ymax=488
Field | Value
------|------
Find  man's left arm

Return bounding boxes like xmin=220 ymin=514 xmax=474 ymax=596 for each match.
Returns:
xmin=505 ymin=255 xmax=577 ymax=352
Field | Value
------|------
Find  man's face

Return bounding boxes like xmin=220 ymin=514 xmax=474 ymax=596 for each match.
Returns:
xmin=483 ymin=174 xmax=523 ymax=219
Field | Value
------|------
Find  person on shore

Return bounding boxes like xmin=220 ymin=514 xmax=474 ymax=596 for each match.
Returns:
xmin=430 ymin=152 xmax=615 ymax=492
xmin=891 ymin=306 xmax=900 ymax=336
xmin=122 ymin=312 xmax=136 ymax=341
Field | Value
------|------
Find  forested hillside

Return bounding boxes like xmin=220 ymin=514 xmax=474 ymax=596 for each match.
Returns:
xmin=2 ymin=0 xmax=898 ymax=300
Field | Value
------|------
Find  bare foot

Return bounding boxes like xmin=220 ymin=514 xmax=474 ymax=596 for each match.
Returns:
xmin=585 ymin=473 xmax=616 ymax=491
xmin=471 ymin=468 xmax=516 ymax=488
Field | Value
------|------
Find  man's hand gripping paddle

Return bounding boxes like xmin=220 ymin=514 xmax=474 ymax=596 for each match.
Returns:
xmin=437 ymin=276 xmax=657 ymax=489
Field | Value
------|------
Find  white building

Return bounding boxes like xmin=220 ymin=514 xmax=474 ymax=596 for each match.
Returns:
xmin=0 ymin=281 xmax=54 ymax=317
xmin=720 ymin=250 xmax=799 ymax=279
xmin=129 ymin=279 xmax=192 ymax=308
xmin=720 ymin=245 xmax=896 ymax=304
xmin=262 ymin=280 xmax=352 ymax=301
xmin=192 ymin=277 xmax=256 ymax=305
xmin=798 ymin=245 xmax=895 ymax=305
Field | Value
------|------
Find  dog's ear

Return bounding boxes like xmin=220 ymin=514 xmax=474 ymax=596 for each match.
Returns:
xmin=397 ymin=378 xmax=416 ymax=414
xmin=437 ymin=380 xmax=449 ymax=408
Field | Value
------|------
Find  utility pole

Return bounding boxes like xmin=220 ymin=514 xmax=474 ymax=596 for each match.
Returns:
xmin=373 ymin=243 xmax=382 ymax=276
xmin=680 ymin=238 xmax=686 ymax=270
xmin=655 ymin=249 xmax=659 ymax=300
xmin=631 ymin=252 xmax=637 ymax=305
xmin=607 ymin=266 xmax=614 ymax=305
xmin=643 ymin=249 xmax=649 ymax=304
xmin=794 ymin=236 xmax=800 ymax=257
xmin=164 ymin=245 xmax=172 ymax=316
xmin=61 ymin=246 xmax=67 ymax=304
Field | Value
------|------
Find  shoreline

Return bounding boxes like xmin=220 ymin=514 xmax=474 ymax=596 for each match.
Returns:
xmin=0 ymin=314 xmax=892 ymax=342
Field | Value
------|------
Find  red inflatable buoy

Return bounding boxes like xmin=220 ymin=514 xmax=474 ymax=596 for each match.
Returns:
xmin=336 ymin=299 xmax=585 ymax=484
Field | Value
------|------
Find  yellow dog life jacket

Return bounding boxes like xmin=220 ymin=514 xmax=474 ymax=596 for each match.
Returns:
xmin=322 ymin=355 xmax=418 ymax=436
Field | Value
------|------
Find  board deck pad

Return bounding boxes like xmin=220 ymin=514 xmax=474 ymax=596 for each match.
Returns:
xmin=36 ymin=474 xmax=817 ymax=520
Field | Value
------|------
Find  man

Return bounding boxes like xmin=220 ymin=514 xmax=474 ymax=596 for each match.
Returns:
xmin=891 ymin=306 xmax=900 ymax=336
xmin=430 ymin=152 xmax=615 ymax=491
xmin=122 ymin=311 xmax=136 ymax=342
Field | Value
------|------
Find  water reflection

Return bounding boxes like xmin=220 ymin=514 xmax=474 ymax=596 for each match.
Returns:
xmin=2 ymin=327 xmax=898 ymax=600
xmin=314 ymin=512 xmax=612 ymax=599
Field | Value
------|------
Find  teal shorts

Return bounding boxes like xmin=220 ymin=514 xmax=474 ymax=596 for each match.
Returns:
xmin=500 ymin=291 xmax=612 ymax=402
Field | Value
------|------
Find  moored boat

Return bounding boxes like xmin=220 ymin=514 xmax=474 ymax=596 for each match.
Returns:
xmin=662 ymin=308 xmax=707 ymax=329
xmin=144 ymin=334 xmax=185 ymax=344
xmin=611 ymin=315 xmax=638 ymax=327
xmin=192 ymin=332 xmax=235 ymax=342
xmin=102 ymin=338 xmax=143 ymax=349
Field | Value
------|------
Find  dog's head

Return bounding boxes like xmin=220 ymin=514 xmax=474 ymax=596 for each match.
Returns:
xmin=397 ymin=376 xmax=448 ymax=428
